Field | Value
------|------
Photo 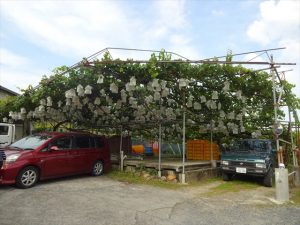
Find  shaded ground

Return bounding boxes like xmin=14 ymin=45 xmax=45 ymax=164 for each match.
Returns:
xmin=0 ymin=174 xmax=299 ymax=225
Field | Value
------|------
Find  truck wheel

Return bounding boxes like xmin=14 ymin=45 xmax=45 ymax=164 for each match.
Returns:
xmin=222 ymin=172 xmax=232 ymax=181
xmin=263 ymin=168 xmax=273 ymax=187
xmin=16 ymin=166 xmax=39 ymax=189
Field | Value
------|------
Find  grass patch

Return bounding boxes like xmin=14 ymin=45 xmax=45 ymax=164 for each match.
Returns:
xmin=187 ymin=177 xmax=222 ymax=187
xmin=205 ymin=177 xmax=223 ymax=183
xmin=106 ymin=169 xmax=181 ymax=190
xmin=204 ymin=180 xmax=260 ymax=196
xmin=290 ymin=187 xmax=300 ymax=205
xmin=107 ymin=168 xmax=258 ymax=192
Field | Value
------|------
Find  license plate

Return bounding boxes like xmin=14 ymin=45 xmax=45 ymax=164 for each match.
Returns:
xmin=236 ymin=167 xmax=246 ymax=173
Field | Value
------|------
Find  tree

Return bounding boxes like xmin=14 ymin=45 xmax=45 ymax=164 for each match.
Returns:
xmin=1 ymin=51 xmax=299 ymax=142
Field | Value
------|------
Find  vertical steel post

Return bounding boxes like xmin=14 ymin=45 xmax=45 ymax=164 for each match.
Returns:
xmin=158 ymin=123 xmax=162 ymax=177
xmin=210 ymin=120 xmax=217 ymax=168
xmin=271 ymin=55 xmax=280 ymax=155
xmin=210 ymin=120 xmax=213 ymax=161
xmin=119 ymin=126 xmax=124 ymax=171
xmin=182 ymin=110 xmax=186 ymax=183
xmin=180 ymin=89 xmax=186 ymax=184
xmin=289 ymin=109 xmax=296 ymax=166
xmin=271 ymin=55 xmax=290 ymax=201
xmin=158 ymin=91 xmax=162 ymax=177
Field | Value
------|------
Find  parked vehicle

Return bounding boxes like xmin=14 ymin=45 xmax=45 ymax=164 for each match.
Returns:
xmin=220 ymin=139 xmax=277 ymax=187
xmin=0 ymin=123 xmax=25 ymax=147
xmin=0 ymin=132 xmax=111 ymax=188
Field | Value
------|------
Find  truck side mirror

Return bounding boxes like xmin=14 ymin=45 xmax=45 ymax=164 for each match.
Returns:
xmin=271 ymin=149 xmax=277 ymax=153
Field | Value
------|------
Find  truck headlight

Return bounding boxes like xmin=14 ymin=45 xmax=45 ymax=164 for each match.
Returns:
xmin=221 ymin=160 xmax=229 ymax=166
xmin=255 ymin=163 xmax=266 ymax=168
xmin=5 ymin=154 xmax=21 ymax=163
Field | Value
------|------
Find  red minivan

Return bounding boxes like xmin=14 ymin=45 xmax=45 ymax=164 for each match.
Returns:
xmin=0 ymin=132 xmax=111 ymax=188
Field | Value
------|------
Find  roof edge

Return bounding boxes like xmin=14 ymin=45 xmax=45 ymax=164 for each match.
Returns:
xmin=0 ymin=85 xmax=20 ymax=96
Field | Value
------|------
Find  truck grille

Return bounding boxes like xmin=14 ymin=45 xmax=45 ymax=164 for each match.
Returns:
xmin=230 ymin=161 xmax=256 ymax=168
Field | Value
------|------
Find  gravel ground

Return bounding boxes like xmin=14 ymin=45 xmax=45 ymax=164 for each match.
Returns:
xmin=0 ymin=175 xmax=299 ymax=225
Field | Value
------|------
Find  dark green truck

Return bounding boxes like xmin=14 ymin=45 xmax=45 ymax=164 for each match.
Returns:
xmin=220 ymin=139 xmax=277 ymax=187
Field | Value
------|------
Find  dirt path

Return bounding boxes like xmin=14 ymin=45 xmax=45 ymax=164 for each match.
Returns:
xmin=181 ymin=180 xmax=281 ymax=206
xmin=1 ymin=176 xmax=299 ymax=225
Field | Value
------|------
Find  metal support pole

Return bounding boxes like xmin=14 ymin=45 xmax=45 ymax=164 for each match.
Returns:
xmin=210 ymin=121 xmax=216 ymax=168
xmin=158 ymin=92 xmax=162 ymax=177
xmin=182 ymin=110 xmax=186 ymax=184
xmin=119 ymin=126 xmax=124 ymax=171
xmin=210 ymin=120 xmax=213 ymax=161
xmin=158 ymin=123 xmax=162 ymax=177
xmin=271 ymin=55 xmax=280 ymax=156
xmin=271 ymin=55 xmax=289 ymax=202
xmin=289 ymin=109 xmax=296 ymax=166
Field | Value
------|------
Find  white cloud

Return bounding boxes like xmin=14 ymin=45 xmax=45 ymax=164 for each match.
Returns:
xmin=170 ymin=34 xmax=190 ymax=46
xmin=0 ymin=49 xmax=29 ymax=67
xmin=246 ymin=0 xmax=300 ymax=98
xmin=239 ymin=52 xmax=270 ymax=72
xmin=247 ymin=20 xmax=269 ymax=45
xmin=0 ymin=1 xmax=139 ymax=57
xmin=0 ymin=49 xmax=37 ymax=93
xmin=0 ymin=0 xmax=195 ymax=60
xmin=212 ymin=9 xmax=224 ymax=16
xmin=153 ymin=0 xmax=187 ymax=30
xmin=0 ymin=0 xmax=201 ymax=91
xmin=140 ymin=0 xmax=189 ymax=45
xmin=243 ymin=53 xmax=265 ymax=62
xmin=147 ymin=0 xmax=201 ymax=60
xmin=0 ymin=49 xmax=47 ymax=93
xmin=169 ymin=34 xmax=200 ymax=59
xmin=0 ymin=66 xmax=44 ymax=93
xmin=247 ymin=0 xmax=300 ymax=45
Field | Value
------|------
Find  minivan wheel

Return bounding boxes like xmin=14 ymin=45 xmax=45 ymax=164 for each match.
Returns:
xmin=16 ymin=166 xmax=39 ymax=189
xmin=92 ymin=160 xmax=104 ymax=176
xmin=263 ymin=168 xmax=273 ymax=187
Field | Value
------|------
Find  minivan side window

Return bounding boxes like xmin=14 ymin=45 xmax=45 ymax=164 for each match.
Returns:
xmin=75 ymin=136 xmax=90 ymax=148
xmin=51 ymin=136 xmax=72 ymax=150
xmin=95 ymin=137 xmax=104 ymax=148
xmin=90 ymin=137 xmax=95 ymax=148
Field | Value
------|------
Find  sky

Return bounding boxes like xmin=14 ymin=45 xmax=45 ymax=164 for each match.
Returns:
xmin=0 ymin=0 xmax=299 ymax=101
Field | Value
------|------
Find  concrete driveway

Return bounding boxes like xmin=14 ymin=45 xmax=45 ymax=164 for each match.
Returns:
xmin=0 ymin=175 xmax=299 ymax=225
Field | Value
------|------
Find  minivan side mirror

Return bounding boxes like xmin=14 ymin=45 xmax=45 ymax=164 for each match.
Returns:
xmin=50 ymin=146 xmax=59 ymax=151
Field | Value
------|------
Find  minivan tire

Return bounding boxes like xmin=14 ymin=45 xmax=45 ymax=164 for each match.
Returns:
xmin=92 ymin=160 xmax=104 ymax=176
xmin=16 ymin=166 xmax=39 ymax=189
xmin=263 ymin=167 xmax=273 ymax=187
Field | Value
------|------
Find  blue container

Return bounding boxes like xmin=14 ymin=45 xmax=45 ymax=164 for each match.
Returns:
xmin=144 ymin=146 xmax=153 ymax=154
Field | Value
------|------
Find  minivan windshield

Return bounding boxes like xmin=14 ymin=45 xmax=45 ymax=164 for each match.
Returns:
xmin=9 ymin=134 xmax=52 ymax=150
xmin=230 ymin=140 xmax=271 ymax=152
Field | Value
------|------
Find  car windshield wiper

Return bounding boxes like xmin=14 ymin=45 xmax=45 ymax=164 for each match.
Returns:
xmin=23 ymin=148 xmax=34 ymax=150
xmin=9 ymin=146 xmax=22 ymax=150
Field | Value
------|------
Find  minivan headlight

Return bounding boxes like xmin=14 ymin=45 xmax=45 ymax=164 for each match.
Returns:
xmin=221 ymin=160 xmax=229 ymax=166
xmin=6 ymin=154 xmax=21 ymax=163
xmin=255 ymin=163 xmax=266 ymax=168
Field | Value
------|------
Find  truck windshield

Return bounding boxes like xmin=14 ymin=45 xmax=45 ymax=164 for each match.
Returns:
xmin=0 ymin=125 xmax=9 ymax=135
xmin=231 ymin=140 xmax=270 ymax=152
xmin=9 ymin=135 xmax=52 ymax=150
